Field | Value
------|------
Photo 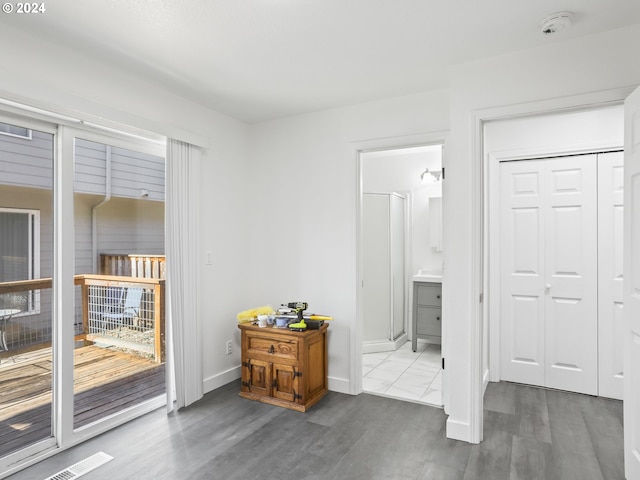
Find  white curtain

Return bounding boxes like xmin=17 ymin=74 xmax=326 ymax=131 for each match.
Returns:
xmin=165 ymin=138 xmax=203 ymax=412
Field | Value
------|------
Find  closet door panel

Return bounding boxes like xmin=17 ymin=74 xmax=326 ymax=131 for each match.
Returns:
xmin=598 ymin=151 xmax=625 ymax=399
xmin=501 ymin=155 xmax=598 ymax=394
xmin=544 ymin=155 xmax=598 ymax=395
xmin=500 ymin=160 xmax=546 ymax=387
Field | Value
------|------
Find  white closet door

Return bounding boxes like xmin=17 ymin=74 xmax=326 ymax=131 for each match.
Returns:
xmin=543 ymin=155 xmax=598 ymax=395
xmin=598 ymin=151 xmax=624 ymax=400
xmin=500 ymin=159 xmax=547 ymax=387
xmin=500 ymin=156 xmax=598 ymax=394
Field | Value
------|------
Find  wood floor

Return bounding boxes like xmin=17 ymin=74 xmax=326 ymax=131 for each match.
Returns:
xmin=6 ymin=380 xmax=623 ymax=480
xmin=0 ymin=345 xmax=165 ymax=459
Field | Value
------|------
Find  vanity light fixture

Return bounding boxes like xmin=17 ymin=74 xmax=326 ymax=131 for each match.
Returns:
xmin=420 ymin=168 xmax=442 ymax=183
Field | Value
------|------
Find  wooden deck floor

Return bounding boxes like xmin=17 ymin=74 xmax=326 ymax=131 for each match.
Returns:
xmin=0 ymin=345 xmax=165 ymax=458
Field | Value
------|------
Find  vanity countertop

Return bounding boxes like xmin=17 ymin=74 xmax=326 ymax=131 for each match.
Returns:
xmin=412 ymin=270 xmax=442 ymax=283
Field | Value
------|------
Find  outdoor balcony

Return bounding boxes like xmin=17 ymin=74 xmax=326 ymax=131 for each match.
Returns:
xmin=0 ymin=273 xmax=166 ymax=458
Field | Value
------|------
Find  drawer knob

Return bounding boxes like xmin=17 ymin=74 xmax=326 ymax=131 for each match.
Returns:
xmin=436 ymin=295 xmax=441 ymax=299
xmin=437 ymin=317 xmax=441 ymax=321
xmin=268 ymin=345 xmax=275 ymax=354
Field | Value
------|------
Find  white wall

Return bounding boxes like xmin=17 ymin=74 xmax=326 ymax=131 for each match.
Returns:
xmin=445 ymin=24 xmax=640 ymax=441
xmin=0 ymin=23 xmax=251 ymax=392
xmin=485 ymin=105 xmax=624 ymax=154
xmin=247 ymin=90 xmax=450 ymax=392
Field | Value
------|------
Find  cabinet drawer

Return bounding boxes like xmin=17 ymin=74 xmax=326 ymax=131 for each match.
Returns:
xmin=416 ymin=306 xmax=442 ymax=337
xmin=246 ymin=333 xmax=298 ymax=361
xmin=416 ymin=284 xmax=441 ymax=306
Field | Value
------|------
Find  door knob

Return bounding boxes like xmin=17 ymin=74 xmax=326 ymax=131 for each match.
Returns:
xmin=545 ymin=284 xmax=551 ymax=293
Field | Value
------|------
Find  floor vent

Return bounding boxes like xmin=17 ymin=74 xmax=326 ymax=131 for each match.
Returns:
xmin=45 ymin=452 xmax=113 ymax=480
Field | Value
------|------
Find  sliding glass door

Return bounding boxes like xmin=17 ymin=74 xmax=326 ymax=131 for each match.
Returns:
xmin=0 ymin=116 xmax=166 ymax=473
xmin=0 ymin=116 xmax=56 ymax=460
xmin=71 ymin=131 xmax=166 ymax=430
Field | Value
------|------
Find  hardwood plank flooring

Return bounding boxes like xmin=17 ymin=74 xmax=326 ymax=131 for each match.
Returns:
xmin=5 ymin=381 xmax=623 ymax=480
xmin=0 ymin=345 xmax=165 ymax=459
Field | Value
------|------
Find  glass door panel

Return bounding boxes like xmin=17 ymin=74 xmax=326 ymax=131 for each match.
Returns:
xmin=72 ymin=135 xmax=166 ymax=429
xmin=0 ymin=120 xmax=54 ymax=457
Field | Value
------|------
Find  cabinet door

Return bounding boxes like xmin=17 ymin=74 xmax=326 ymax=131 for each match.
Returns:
xmin=246 ymin=358 xmax=271 ymax=397
xmin=416 ymin=306 xmax=441 ymax=337
xmin=272 ymin=363 xmax=299 ymax=403
xmin=416 ymin=285 xmax=441 ymax=306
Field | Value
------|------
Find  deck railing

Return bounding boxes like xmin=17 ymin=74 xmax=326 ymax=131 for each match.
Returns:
xmin=0 ymin=275 xmax=165 ymax=362
xmin=100 ymin=254 xmax=166 ymax=279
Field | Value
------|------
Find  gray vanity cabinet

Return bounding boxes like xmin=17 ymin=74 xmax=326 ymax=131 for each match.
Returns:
xmin=412 ymin=282 xmax=442 ymax=351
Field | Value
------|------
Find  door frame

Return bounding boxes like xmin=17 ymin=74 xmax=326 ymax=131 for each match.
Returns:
xmin=480 ymin=88 xmax=632 ymax=387
xmin=353 ymin=131 xmax=448 ymax=401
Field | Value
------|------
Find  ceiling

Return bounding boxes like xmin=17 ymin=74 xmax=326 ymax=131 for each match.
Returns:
xmin=4 ymin=1 xmax=640 ymax=123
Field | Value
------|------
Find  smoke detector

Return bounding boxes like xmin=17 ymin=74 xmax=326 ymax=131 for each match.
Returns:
xmin=540 ymin=11 xmax=572 ymax=35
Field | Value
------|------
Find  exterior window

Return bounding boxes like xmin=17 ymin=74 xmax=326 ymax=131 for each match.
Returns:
xmin=0 ymin=208 xmax=40 ymax=314
xmin=0 ymin=122 xmax=32 ymax=140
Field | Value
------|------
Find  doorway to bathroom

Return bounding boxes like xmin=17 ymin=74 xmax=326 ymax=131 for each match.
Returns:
xmin=359 ymin=144 xmax=443 ymax=406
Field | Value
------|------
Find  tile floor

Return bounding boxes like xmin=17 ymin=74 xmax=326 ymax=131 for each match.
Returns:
xmin=362 ymin=341 xmax=442 ymax=407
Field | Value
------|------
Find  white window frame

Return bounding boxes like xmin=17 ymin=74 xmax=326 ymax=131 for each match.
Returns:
xmin=0 ymin=207 xmax=41 ymax=315
xmin=0 ymin=122 xmax=33 ymax=140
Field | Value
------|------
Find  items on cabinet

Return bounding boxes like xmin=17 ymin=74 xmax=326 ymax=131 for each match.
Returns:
xmin=238 ymin=322 xmax=328 ymax=412
xmin=412 ymin=282 xmax=441 ymax=351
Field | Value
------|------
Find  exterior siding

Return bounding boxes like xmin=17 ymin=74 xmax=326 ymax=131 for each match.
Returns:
xmin=1 ymin=131 xmax=165 ymax=201
xmin=75 ymin=138 xmax=107 ymax=196
xmin=0 ymin=130 xmax=54 ymax=190
xmin=75 ymin=194 xmax=165 ymax=269
xmin=111 ymin=147 xmax=165 ymax=201
xmin=74 ymin=139 xmax=165 ymax=201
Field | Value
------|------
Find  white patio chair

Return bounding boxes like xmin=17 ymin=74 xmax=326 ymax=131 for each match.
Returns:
xmin=102 ymin=287 xmax=144 ymax=330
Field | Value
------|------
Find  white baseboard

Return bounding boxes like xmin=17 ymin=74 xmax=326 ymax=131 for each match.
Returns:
xmin=362 ymin=334 xmax=408 ymax=354
xmin=203 ymin=365 xmax=241 ymax=394
xmin=203 ymin=368 xmax=351 ymax=397
xmin=446 ymin=418 xmax=476 ymax=443
xmin=362 ymin=341 xmax=396 ymax=354
xmin=328 ymin=376 xmax=350 ymax=394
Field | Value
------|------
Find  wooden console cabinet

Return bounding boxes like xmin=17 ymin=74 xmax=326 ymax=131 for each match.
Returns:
xmin=238 ymin=322 xmax=329 ymax=412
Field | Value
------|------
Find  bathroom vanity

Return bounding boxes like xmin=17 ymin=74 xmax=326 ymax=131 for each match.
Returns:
xmin=412 ymin=272 xmax=442 ymax=351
